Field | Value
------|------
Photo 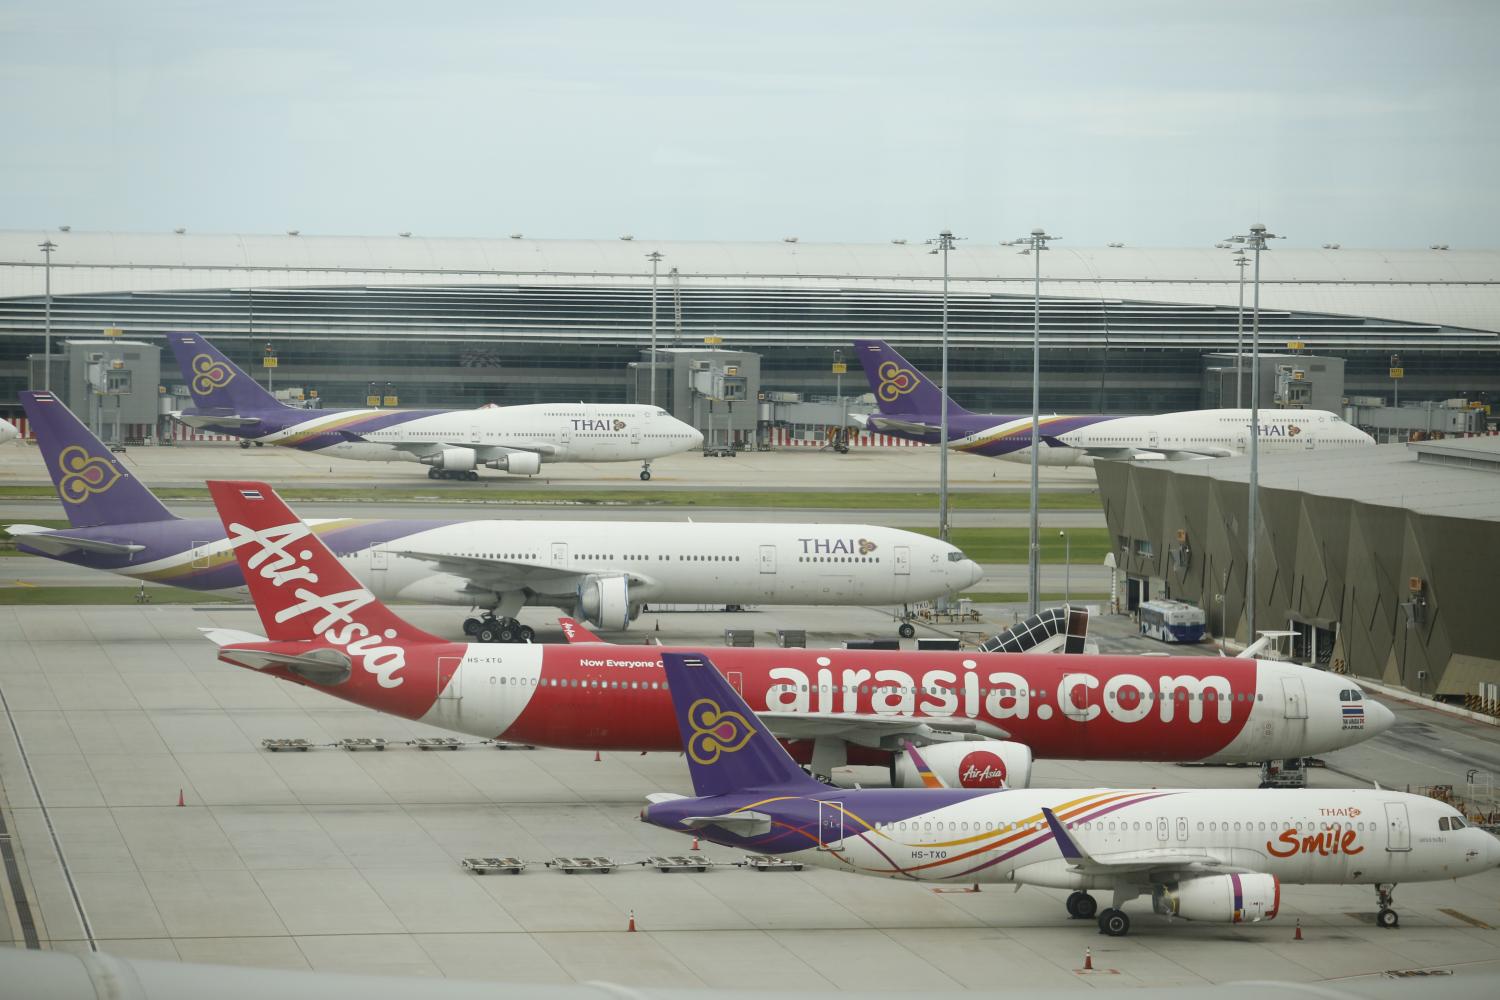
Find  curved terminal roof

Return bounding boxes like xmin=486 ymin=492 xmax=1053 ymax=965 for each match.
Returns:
xmin=3 ymin=229 xmax=1498 ymax=335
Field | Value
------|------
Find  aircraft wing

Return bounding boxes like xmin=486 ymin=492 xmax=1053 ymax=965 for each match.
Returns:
xmin=1041 ymin=808 xmax=1254 ymax=879
xmin=681 ymin=811 xmax=773 ymax=836
xmin=866 ymin=415 xmax=941 ymax=436
xmin=388 ymin=441 xmax=560 ymax=458
xmin=6 ymin=525 xmax=146 ymax=557
xmin=391 ymin=549 xmax=654 ymax=597
xmin=758 ymin=711 xmax=1009 ymax=749
xmin=1076 ymin=445 xmax=1231 ymax=463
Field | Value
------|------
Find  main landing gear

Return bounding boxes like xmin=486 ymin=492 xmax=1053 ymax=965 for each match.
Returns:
xmin=462 ymin=614 xmax=534 ymax=644
xmin=1097 ymin=908 xmax=1130 ymax=937
xmin=640 ymin=461 xmax=652 ymax=481
xmin=1065 ymin=891 xmax=1098 ymax=920
xmin=428 ymin=468 xmax=480 ymax=481
xmin=1375 ymin=884 xmax=1400 ymax=929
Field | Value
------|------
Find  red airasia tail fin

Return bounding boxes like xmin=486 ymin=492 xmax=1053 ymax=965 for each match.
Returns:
xmin=206 ymin=480 xmax=443 ymax=647
xmin=558 ymin=617 xmax=607 ymax=644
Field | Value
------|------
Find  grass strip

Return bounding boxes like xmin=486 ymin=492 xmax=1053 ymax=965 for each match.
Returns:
xmin=0 ymin=585 xmax=243 ymax=605
xmin=909 ymin=526 xmax=1112 ymax=564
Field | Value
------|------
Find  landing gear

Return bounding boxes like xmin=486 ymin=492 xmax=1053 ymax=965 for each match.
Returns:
xmin=898 ymin=622 xmax=916 ymax=639
xmin=1097 ymin=908 xmax=1130 ymax=937
xmin=640 ymin=462 xmax=652 ymax=481
xmin=1066 ymin=891 xmax=1098 ymax=920
xmin=427 ymin=468 xmax=481 ymax=481
xmin=469 ymin=614 xmax=533 ymax=644
xmin=1375 ymin=884 xmax=1399 ymax=929
xmin=429 ymin=468 xmax=440 ymax=480
xmin=239 ymin=440 xmax=251 ymax=449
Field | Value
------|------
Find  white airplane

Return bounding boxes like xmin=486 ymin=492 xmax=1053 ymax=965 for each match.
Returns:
xmin=11 ymin=390 xmax=980 ymax=639
xmin=642 ymin=650 xmax=1500 ymax=937
xmin=854 ymin=339 xmax=1375 ymax=464
xmin=165 ymin=333 xmax=703 ymax=480
xmin=0 ymin=417 xmax=18 ymax=444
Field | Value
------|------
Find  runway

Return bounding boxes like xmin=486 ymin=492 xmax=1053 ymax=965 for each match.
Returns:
xmin=1 ymin=603 xmax=1497 ymax=990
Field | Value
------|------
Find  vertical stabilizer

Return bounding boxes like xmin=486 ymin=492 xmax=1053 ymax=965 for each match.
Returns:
xmin=165 ymin=332 xmax=285 ymax=413
xmin=21 ymin=391 xmax=176 ymax=527
xmin=659 ymin=651 xmax=825 ymax=797
xmin=853 ymin=339 xmax=969 ymax=418
xmin=206 ymin=480 xmax=442 ymax=645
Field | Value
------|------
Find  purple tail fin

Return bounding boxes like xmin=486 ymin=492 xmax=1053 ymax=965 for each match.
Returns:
xmin=20 ymin=391 xmax=177 ymax=527
xmin=853 ymin=339 xmax=969 ymax=418
xmin=660 ymin=651 xmax=824 ymax=797
xmin=164 ymin=332 xmax=286 ymax=413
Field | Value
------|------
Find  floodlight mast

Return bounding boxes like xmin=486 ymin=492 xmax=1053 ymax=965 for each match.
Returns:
xmin=925 ymin=230 xmax=964 ymax=543
xmin=1009 ymin=228 xmax=1059 ymax=615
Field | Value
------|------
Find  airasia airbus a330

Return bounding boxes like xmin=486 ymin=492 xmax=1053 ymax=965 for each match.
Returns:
xmin=201 ymin=480 xmax=1394 ymax=787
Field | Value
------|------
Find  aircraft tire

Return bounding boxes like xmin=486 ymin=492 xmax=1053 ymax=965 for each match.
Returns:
xmin=462 ymin=617 xmax=482 ymax=636
xmin=1097 ymin=908 xmax=1130 ymax=937
xmin=518 ymin=625 xmax=535 ymax=643
xmin=465 ymin=470 xmax=479 ymax=481
xmin=640 ymin=470 xmax=651 ymax=481
xmin=1066 ymin=892 xmax=1097 ymax=919
xmin=428 ymin=468 xmax=440 ymax=479
xmin=254 ymin=441 xmax=264 ymax=447
xmin=497 ymin=622 xmax=519 ymax=643
xmin=476 ymin=624 xmax=502 ymax=643
xmin=898 ymin=623 xmax=916 ymax=639
xmin=239 ymin=441 xmax=251 ymax=450
xmin=1377 ymin=908 xmax=1399 ymax=929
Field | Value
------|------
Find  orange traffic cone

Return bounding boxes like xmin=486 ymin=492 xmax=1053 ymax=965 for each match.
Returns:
xmin=691 ymin=836 xmax=700 ymax=850
xmin=1294 ymin=919 xmax=1303 ymax=941
xmin=176 ymin=788 xmax=185 ymax=807
xmin=1082 ymin=948 xmax=1093 ymax=971
xmin=594 ymin=750 xmax=601 ymax=762
xmin=627 ymin=910 xmax=637 ymax=932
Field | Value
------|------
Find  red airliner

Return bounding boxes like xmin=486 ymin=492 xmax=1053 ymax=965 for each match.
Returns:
xmin=202 ymin=480 xmax=1393 ymax=788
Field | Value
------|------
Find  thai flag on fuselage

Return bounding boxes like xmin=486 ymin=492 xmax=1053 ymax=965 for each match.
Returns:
xmin=1342 ymin=703 xmax=1364 ymax=729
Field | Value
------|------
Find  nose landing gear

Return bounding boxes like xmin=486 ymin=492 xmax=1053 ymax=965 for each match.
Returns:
xmin=1375 ymin=884 xmax=1399 ymax=929
xmin=640 ymin=461 xmax=652 ymax=481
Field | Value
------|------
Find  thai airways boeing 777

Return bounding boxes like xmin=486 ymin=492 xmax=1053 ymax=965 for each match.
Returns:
xmin=165 ymin=332 xmax=702 ymax=480
xmin=853 ymin=339 xmax=1374 ymax=464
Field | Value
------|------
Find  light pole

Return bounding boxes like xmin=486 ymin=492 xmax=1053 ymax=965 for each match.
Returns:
xmin=1010 ymin=228 xmax=1059 ymax=616
xmin=925 ymin=230 xmax=964 ymax=542
xmin=1222 ymin=224 xmax=1282 ymax=643
xmin=38 ymin=239 xmax=57 ymax=390
xmin=1231 ymin=250 xmax=1249 ymax=407
xmin=1059 ymin=529 xmax=1070 ymax=604
xmin=646 ymin=251 xmax=663 ymax=407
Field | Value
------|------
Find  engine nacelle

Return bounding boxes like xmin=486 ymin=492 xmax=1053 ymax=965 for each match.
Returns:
xmin=575 ymin=575 xmax=632 ymax=630
xmin=1153 ymin=874 xmax=1280 ymax=924
xmin=486 ymin=451 xmax=542 ymax=476
xmin=419 ymin=448 xmax=477 ymax=472
xmin=892 ymin=740 xmax=1033 ymax=789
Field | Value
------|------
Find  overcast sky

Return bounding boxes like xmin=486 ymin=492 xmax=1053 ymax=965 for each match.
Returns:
xmin=2 ymin=1 xmax=1496 ymax=248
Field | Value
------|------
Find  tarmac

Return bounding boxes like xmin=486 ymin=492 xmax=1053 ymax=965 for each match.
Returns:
xmin=1 ymin=603 xmax=1498 ymax=991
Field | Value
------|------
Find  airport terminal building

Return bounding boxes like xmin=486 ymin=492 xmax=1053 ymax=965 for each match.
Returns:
xmin=1 ymin=230 xmax=1498 ymax=421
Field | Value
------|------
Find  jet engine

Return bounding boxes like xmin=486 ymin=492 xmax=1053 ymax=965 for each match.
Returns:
xmin=575 ymin=575 xmax=633 ymax=630
xmin=486 ymin=451 xmax=542 ymax=476
xmin=891 ymin=740 xmax=1034 ymax=789
xmin=419 ymin=448 xmax=477 ymax=472
xmin=1152 ymin=874 xmax=1280 ymax=924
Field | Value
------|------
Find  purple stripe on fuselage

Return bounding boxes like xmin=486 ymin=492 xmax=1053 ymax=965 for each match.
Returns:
xmin=872 ymin=411 xmax=1115 ymax=457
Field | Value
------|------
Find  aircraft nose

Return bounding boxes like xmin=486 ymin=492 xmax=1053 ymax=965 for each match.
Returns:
xmin=1487 ymin=834 xmax=1500 ymax=869
xmin=1364 ymin=699 xmax=1396 ymax=737
xmin=967 ymin=559 xmax=984 ymax=587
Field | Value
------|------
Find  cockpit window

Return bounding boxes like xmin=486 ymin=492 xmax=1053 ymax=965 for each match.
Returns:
xmin=1453 ymin=816 xmax=1467 ymax=829
xmin=1338 ymin=689 xmax=1363 ymax=701
xmin=1439 ymin=817 xmax=1450 ymax=831
xmin=947 ymin=552 xmax=965 ymax=562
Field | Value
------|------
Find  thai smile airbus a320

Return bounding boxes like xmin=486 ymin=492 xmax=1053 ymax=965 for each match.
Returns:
xmin=201 ymin=480 xmax=1393 ymax=788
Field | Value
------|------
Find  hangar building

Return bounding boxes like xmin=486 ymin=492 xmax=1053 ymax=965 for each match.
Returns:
xmin=1095 ymin=436 xmax=1500 ymax=701
xmin=1 ymin=230 xmax=1497 ymax=421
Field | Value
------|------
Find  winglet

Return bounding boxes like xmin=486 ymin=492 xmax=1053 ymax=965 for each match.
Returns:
xmin=558 ymin=617 xmax=606 ymax=644
xmin=900 ymin=739 xmax=947 ymax=789
xmin=1041 ymin=806 xmax=1095 ymax=867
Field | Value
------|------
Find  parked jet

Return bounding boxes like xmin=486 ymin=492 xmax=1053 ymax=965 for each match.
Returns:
xmin=852 ymin=339 xmax=1374 ymax=464
xmin=200 ymin=479 xmax=1392 ymax=787
xmin=163 ymin=332 xmax=702 ymax=480
xmin=0 ymin=416 xmax=18 ymax=443
xmin=7 ymin=391 xmax=977 ymax=638
xmin=641 ymin=649 xmax=1497 ymax=935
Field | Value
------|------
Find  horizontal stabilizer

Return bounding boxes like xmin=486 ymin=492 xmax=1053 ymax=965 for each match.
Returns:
xmin=172 ymin=411 xmax=264 ymax=429
xmin=682 ymin=811 xmax=773 ymax=836
xmin=199 ymin=627 xmax=267 ymax=647
xmin=217 ymin=641 xmax=353 ymax=686
xmin=558 ymin=617 xmax=606 ymax=643
xmin=6 ymin=525 xmax=146 ymax=556
xmin=645 ymin=792 xmax=688 ymax=805
xmin=760 ymin=711 xmax=1009 ymax=749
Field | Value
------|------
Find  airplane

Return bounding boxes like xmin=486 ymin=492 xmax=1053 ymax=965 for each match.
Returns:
xmin=7 ymin=390 xmax=980 ymax=639
xmin=640 ymin=648 xmax=1500 ymax=936
xmin=851 ymin=339 xmax=1375 ymax=464
xmin=0 ymin=416 xmax=18 ymax=443
xmin=163 ymin=332 xmax=703 ymax=480
xmin=199 ymin=478 xmax=1393 ymax=788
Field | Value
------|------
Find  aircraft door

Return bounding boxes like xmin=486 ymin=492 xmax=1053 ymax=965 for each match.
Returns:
xmin=727 ymin=672 xmax=743 ymax=696
xmin=817 ymin=801 xmax=844 ymax=851
xmin=437 ymin=656 xmax=463 ymax=701
xmin=1148 ymin=431 xmax=1160 ymax=449
xmin=551 ymin=543 xmax=568 ymax=569
xmin=191 ymin=540 xmax=213 ymax=570
xmin=371 ymin=545 xmax=388 ymax=575
xmin=895 ymin=546 xmax=911 ymax=576
xmin=1281 ymin=678 xmax=1308 ymax=719
xmin=1156 ymin=817 xmax=1169 ymax=842
xmin=1175 ymin=817 xmax=1189 ymax=842
xmin=1383 ymin=802 xmax=1412 ymax=852
xmin=1061 ymin=673 xmax=1096 ymax=721
xmin=758 ymin=544 xmax=776 ymax=574
xmin=631 ymin=425 xmax=641 ymax=446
